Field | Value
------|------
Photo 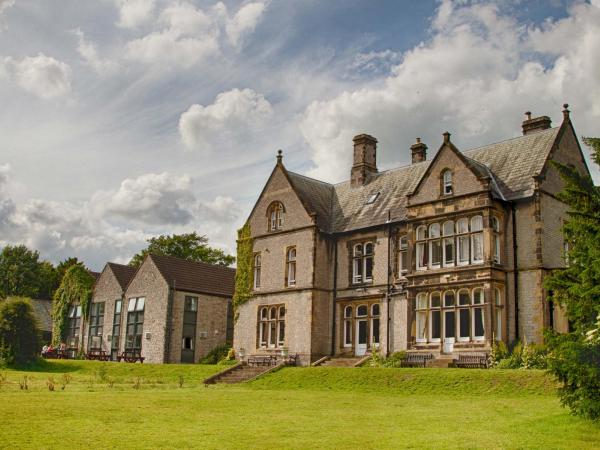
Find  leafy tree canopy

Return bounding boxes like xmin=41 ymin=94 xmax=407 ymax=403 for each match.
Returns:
xmin=0 ymin=245 xmax=42 ymax=299
xmin=0 ymin=297 xmax=41 ymax=365
xmin=129 ymin=232 xmax=235 ymax=268
xmin=544 ymin=136 xmax=600 ymax=420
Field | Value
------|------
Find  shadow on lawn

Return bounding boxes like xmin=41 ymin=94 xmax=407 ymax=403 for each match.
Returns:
xmin=7 ymin=358 xmax=84 ymax=373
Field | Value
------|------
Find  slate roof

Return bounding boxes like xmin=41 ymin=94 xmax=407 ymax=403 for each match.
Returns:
xmin=285 ymin=127 xmax=560 ymax=233
xmin=148 ymin=254 xmax=235 ymax=298
xmin=107 ymin=262 xmax=137 ymax=291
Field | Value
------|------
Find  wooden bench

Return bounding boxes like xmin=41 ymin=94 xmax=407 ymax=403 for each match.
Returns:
xmin=86 ymin=350 xmax=110 ymax=361
xmin=453 ymin=353 xmax=488 ymax=369
xmin=400 ymin=353 xmax=434 ymax=368
xmin=117 ymin=351 xmax=145 ymax=363
xmin=247 ymin=355 xmax=278 ymax=367
xmin=42 ymin=349 xmax=68 ymax=359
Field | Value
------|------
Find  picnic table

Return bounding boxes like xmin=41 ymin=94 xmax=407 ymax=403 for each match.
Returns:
xmin=117 ymin=351 xmax=145 ymax=363
xmin=42 ymin=349 xmax=68 ymax=359
xmin=86 ymin=350 xmax=110 ymax=361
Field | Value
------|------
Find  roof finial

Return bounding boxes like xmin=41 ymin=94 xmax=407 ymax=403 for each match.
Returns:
xmin=562 ymin=103 xmax=570 ymax=121
xmin=415 ymin=137 xmax=421 ymax=144
xmin=276 ymin=149 xmax=283 ymax=165
xmin=443 ymin=131 xmax=451 ymax=144
xmin=525 ymin=111 xmax=532 ymax=120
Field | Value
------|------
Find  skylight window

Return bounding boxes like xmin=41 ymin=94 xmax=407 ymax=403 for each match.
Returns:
xmin=366 ymin=192 xmax=380 ymax=205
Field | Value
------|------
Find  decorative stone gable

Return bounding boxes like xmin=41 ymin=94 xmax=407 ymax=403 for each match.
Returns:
xmin=409 ymin=133 xmax=489 ymax=205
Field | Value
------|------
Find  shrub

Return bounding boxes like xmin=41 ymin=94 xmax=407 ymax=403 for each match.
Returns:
xmin=199 ymin=344 xmax=232 ymax=364
xmin=0 ymin=297 xmax=41 ymax=365
xmin=367 ymin=350 xmax=407 ymax=368
xmin=546 ymin=330 xmax=600 ymax=420
xmin=492 ymin=341 xmax=548 ymax=370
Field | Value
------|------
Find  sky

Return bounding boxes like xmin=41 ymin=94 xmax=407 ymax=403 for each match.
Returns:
xmin=0 ymin=0 xmax=599 ymax=271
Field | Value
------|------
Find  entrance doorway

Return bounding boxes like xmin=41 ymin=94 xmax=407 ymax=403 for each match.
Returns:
xmin=355 ymin=320 xmax=368 ymax=356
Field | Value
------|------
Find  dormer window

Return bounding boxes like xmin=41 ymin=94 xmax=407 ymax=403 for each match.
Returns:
xmin=267 ymin=202 xmax=285 ymax=231
xmin=442 ymin=169 xmax=453 ymax=195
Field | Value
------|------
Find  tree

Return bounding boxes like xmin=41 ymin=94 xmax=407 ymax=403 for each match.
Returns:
xmin=0 ymin=245 xmax=42 ymax=299
xmin=52 ymin=265 xmax=95 ymax=346
xmin=56 ymin=257 xmax=83 ymax=282
xmin=544 ymin=137 xmax=600 ymax=420
xmin=0 ymin=297 xmax=41 ymax=365
xmin=37 ymin=261 xmax=59 ymax=300
xmin=129 ymin=232 xmax=235 ymax=268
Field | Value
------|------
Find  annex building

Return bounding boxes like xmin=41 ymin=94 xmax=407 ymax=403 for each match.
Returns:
xmin=64 ymin=255 xmax=235 ymax=363
xmin=233 ymin=105 xmax=590 ymax=365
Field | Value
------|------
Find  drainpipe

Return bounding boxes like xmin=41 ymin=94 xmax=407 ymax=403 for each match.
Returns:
xmin=331 ymin=236 xmax=338 ymax=356
xmin=386 ymin=210 xmax=392 ymax=356
xmin=511 ymin=203 xmax=520 ymax=341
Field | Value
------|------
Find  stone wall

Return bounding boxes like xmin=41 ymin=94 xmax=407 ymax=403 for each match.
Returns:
xmin=123 ymin=258 xmax=169 ymax=364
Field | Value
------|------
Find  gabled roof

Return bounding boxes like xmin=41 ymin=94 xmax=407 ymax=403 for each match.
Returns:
xmin=89 ymin=270 xmax=101 ymax=281
xmin=277 ymin=125 xmax=562 ymax=233
xmin=107 ymin=262 xmax=137 ymax=291
xmin=148 ymin=254 xmax=235 ymax=298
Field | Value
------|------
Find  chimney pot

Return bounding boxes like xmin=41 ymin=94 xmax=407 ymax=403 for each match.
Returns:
xmin=410 ymin=138 xmax=427 ymax=164
xmin=276 ymin=149 xmax=283 ymax=165
xmin=522 ymin=112 xmax=552 ymax=135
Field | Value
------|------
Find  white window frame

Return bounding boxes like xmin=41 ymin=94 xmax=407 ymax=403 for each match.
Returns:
xmin=472 ymin=288 xmax=485 ymax=341
xmin=415 ymin=293 xmax=428 ymax=343
xmin=428 ymin=292 xmax=442 ymax=343
xmin=457 ymin=289 xmax=471 ymax=342
xmin=428 ymin=223 xmax=441 ymax=269
xmin=456 ymin=218 xmax=470 ymax=266
xmin=286 ymin=247 xmax=296 ymax=287
xmin=343 ymin=306 xmax=353 ymax=347
xmin=370 ymin=304 xmax=380 ymax=347
xmin=492 ymin=216 xmax=501 ymax=264
xmin=442 ymin=170 xmax=453 ymax=195
xmin=442 ymin=220 xmax=455 ymax=267
xmin=363 ymin=242 xmax=374 ymax=282
xmin=470 ymin=216 xmax=484 ymax=264
xmin=398 ymin=235 xmax=408 ymax=276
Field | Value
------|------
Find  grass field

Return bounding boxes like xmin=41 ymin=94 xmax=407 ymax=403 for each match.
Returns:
xmin=1 ymin=360 xmax=598 ymax=449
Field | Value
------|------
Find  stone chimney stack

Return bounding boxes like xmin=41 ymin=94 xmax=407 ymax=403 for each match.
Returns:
xmin=410 ymin=138 xmax=427 ymax=164
xmin=351 ymin=134 xmax=378 ymax=187
xmin=522 ymin=111 xmax=552 ymax=135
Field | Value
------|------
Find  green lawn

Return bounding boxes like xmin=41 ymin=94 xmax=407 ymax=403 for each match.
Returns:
xmin=0 ymin=361 xmax=598 ymax=449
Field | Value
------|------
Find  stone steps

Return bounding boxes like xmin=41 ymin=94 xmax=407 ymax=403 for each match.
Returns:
xmin=205 ymin=364 xmax=277 ymax=385
xmin=319 ymin=357 xmax=364 ymax=367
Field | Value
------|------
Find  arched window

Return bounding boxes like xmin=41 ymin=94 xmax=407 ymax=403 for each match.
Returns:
xmin=415 ymin=293 xmax=428 ymax=343
xmin=371 ymin=304 xmax=380 ymax=346
xmin=267 ymin=202 xmax=285 ymax=231
xmin=494 ymin=288 xmax=503 ymax=341
xmin=352 ymin=242 xmax=374 ymax=284
xmin=429 ymin=292 xmax=441 ymax=342
xmin=470 ymin=215 xmax=484 ymax=264
xmin=442 ymin=169 xmax=453 ymax=195
xmin=258 ymin=304 xmax=285 ymax=348
xmin=443 ymin=221 xmax=455 ymax=267
xmin=416 ymin=226 xmax=428 ymax=270
xmin=457 ymin=289 xmax=470 ymax=342
xmin=343 ymin=306 xmax=353 ymax=347
xmin=443 ymin=291 xmax=455 ymax=340
xmin=472 ymin=288 xmax=484 ymax=340
xmin=428 ymin=223 xmax=441 ymax=268
xmin=457 ymin=218 xmax=470 ymax=265
xmin=356 ymin=305 xmax=368 ymax=317
xmin=398 ymin=235 xmax=408 ymax=276
xmin=285 ymin=247 xmax=296 ymax=287
xmin=253 ymin=253 xmax=261 ymax=289
xmin=491 ymin=216 xmax=501 ymax=263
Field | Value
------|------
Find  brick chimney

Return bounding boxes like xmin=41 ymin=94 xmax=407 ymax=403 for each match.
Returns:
xmin=522 ymin=111 xmax=552 ymax=135
xmin=410 ymin=138 xmax=427 ymax=164
xmin=351 ymin=134 xmax=377 ymax=187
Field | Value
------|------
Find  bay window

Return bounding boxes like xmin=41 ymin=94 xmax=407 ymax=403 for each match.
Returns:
xmin=415 ymin=293 xmax=428 ymax=343
xmin=457 ymin=218 xmax=470 ymax=266
xmin=258 ymin=305 xmax=285 ymax=348
xmin=471 ymin=215 xmax=484 ymax=264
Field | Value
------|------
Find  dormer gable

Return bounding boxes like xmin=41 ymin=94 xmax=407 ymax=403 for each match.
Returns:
xmin=246 ymin=152 xmax=316 ymax=236
xmin=408 ymin=132 xmax=493 ymax=205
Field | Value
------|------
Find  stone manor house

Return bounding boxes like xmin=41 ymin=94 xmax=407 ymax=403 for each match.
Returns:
xmin=233 ymin=105 xmax=590 ymax=365
xmin=64 ymin=255 xmax=235 ymax=363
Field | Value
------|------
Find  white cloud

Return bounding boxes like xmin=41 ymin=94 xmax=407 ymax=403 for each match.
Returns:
xmin=3 ymin=53 xmax=71 ymax=99
xmin=115 ymin=0 xmax=155 ymax=29
xmin=179 ymin=88 xmax=273 ymax=150
xmin=348 ymin=50 xmax=402 ymax=75
xmin=0 ymin=163 xmax=241 ymax=268
xmin=73 ymin=28 xmax=118 ymax=74
xmin=225 ymin=1 xmax=268 ymax=47
xmin=92 ymin=172 xmax=196 ymax=225
xmin=300 ymin=0 xmax=600 ymax=182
